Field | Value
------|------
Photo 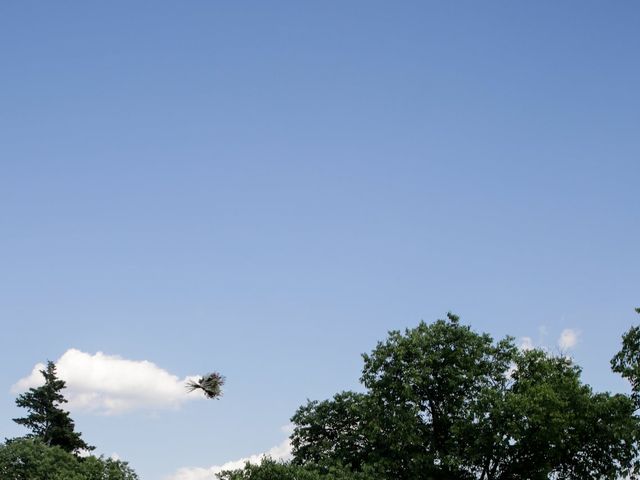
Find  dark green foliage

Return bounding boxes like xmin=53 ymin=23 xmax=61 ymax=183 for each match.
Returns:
xmin=13 ymin=361 xmax=94 ymax=454
xmin=0 ymin=438 xmax=138 ymax=480
xmin=611 ymin=308 xmax=640 ymax=407
xmin=7 ymin=362 xmax=138 ymax=479
xmin=289 ymin=313 xmax=640 ymax=480
xmin=291 ymin=392 xmax=371 ymax=471
xmin=79 ymin=455 xmax=139 ymax=480
xmin=0 ymin=437 xmax=79 ymax=480
xmin=187 ymin=372 xmax=225 ymax=400
xmin=491 ymin=350 xmax=639 ymax=479
xmin=217 ymin=458 xmax=379 ymax=480
xmin=358 ymin=313 xmax=518 ymax=479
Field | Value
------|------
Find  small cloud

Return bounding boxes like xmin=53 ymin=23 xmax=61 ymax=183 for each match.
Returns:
xmin=280 ymin=423 xmax=295 ymax=435
xmin=12 ymin=349 xmax=205 ymax=415
xmin=558 ymin=328 xmax=579 ymax=350
xmin=519 ymin=337 xmax=534 ymax=351
xmin=166 ymin=429 xmax=292 ymax=480
xmin=538 ymin=325 xmax=548 ymax=342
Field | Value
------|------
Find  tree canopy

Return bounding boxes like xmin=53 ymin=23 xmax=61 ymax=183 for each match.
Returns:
xmin=13 ymin=361 xmax=94 ymax=455
xmin=4 ymin=360 xmax=139 ymax=479
xmin=284 ymin=313 xmax=640 ymax=480
xmin=611 ymin=308 xmax=640 ymax=407
xmin=217 ymin=458 xmax=379 ymax=480
xmin=0 ymin=438 xmax=138 ymax=480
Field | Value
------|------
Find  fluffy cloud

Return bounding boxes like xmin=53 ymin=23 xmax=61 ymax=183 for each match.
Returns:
xmin=12 ymin=349 xmax=203 ymax=414
xmin=166 ymin=437 xmax=292 ymax=480
xmin=558 ymin=328 xmax=579 ymax=350
xmin=519 ymin=336 xmax=534 ymax=351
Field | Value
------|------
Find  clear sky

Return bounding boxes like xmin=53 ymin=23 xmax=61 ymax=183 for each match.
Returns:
xmin=1 ymin=2 xmax=639 ymax=479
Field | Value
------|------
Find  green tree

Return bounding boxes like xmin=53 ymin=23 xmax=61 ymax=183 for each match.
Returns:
xmin=0 ymin=438 xmax=138 ymax=480
xmin=13 ymin=361 xmax=94 ymax=455
xmin=291 ymin=314 xmax=640 ymax=479
xmin=78 ymin=454 xmax=139 ymax=480
xmin=611 ymin=308 xmax=640 ymax=406
xmin=483 ymin=350 xmax=638 ymax=479
xmin=217 ymin=458 xmax=378 ymax=480
xmin=0 ymin=438 xmax=80 ymax=480
xmin=291 ymin=391 xmax=372 ymax=471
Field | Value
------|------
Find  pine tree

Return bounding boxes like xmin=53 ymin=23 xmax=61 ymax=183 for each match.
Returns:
xmin=13 ymin=361 xmax=94 ymax=455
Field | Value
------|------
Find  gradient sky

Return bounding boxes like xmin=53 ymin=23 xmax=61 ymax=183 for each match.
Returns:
xmin=1 ymin=2 xmax=639 ymax=479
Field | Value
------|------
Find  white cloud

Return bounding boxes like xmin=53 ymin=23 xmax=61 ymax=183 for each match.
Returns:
xmin=280 ymin=423 xmax=295 ymax=435
xmin=12 ymin=349 xmax=205 ymax=414
xmin=519 ymin=336 xmax=534 ymax=351
xmin=165 ymin=437 xmax=292 ymax=480
xmin=538 ymin=325 xmax=549 ymax=339
xmin=558 ymin=328 xmax=579 ymax=350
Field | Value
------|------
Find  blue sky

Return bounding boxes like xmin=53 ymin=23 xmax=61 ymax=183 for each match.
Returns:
xmin=1 ymin=1 xmax=639 ymax=479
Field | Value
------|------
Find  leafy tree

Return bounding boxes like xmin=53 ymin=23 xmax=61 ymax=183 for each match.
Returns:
xmin=0 ymin=437 xmax=80 ymax=480
xmin=13 ymin=361 xmax=94 ymax=455
xmin=291 ymin=391 xmax=372 ymax=471
xmin=611 ymin=308 xmax=640 ymax=406
xmin=291 ymin=313 xmax=640 ymax=479
xmin=0 ymin=438 xmax=138 ymax=480
xmin=486 ymin=350 xmax=638 ymax=479
xmin=78 ymin=455 xmax=139 ymax=480
xmin=217 ymin=457 xmax=378 ymax=480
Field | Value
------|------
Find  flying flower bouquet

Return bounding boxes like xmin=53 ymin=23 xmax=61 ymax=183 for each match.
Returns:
xmin=186 ymin=372 xmax=225 ymax=400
